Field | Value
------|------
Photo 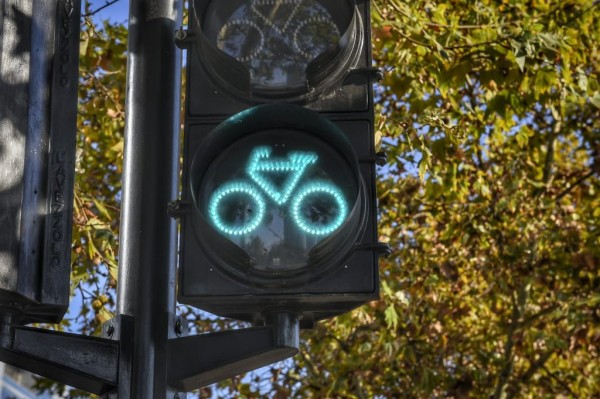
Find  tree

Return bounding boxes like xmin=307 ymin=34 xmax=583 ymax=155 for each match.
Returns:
xmin=38 ymin=0 xmax=600 ymax=397
xmin=280 ymin=1 xmax=599 ymax=397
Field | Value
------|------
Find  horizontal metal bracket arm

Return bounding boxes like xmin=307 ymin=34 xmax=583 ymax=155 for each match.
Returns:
xmin=0 ymin=316 xmax=299 ymax=395
xmin=167 ymin=325 xmax=299 ymax=392
xmin=0 ymin=326 xmax=119 ymax=394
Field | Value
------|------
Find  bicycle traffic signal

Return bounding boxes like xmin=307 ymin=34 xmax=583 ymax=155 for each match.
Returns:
xmin=177 ymin=0 xmax=386 ymax=325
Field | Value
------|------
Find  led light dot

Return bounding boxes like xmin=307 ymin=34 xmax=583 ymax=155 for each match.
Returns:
xmin=293 ymin=16 xmax=340 ymax=59
xmin=250 ymin=0 xmax=303 ymax=35
xmin=208 ymin=181 xmax=266 ymax=235
xmin=291 ymin=181 xmax=348 ymax=236
xmin=217 ymin=19 xmax=265 ymax=62
xmin=247 ymin=146 xmax=317 ymax=205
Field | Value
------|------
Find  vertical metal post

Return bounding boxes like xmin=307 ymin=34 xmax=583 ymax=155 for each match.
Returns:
xmin=117 ymin=0 xmax=182 ymax=397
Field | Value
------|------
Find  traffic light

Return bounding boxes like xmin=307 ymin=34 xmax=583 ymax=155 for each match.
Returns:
xmin=177 ymin=0 xmax=386 ymax=325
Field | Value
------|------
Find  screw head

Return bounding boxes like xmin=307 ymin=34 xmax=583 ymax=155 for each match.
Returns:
xmin=175 ymin=319 xmax=183 ymax=336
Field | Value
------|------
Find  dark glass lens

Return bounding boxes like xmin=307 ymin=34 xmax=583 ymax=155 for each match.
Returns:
xmin=203 ymin=0 xmax=350 ymax=92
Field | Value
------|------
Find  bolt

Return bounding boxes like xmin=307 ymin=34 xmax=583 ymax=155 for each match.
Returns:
xmin=175 ymin=29 xmax=186 ymax=41
xmin=106 ymin=324 xmax=115 ymax=338
xmin=175 ymin=319 xmax=183 ymax=336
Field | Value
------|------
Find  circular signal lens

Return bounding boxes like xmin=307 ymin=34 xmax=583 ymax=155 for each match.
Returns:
xmin=194 ymin=0 xmax=361 ymax=101
xmin=189 ymin=104 xmax=366 ymax=287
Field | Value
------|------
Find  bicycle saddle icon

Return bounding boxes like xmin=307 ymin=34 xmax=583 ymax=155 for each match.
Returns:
xmin=208 ymin=146 xmax=348 ymax=237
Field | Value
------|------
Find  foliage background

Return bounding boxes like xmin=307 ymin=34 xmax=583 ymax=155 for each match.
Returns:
xmin=39 ymin=0 xmax=600 ymax=397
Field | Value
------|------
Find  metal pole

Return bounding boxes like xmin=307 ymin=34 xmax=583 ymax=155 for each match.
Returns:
xmin=117 ymin=0 xmax=182 ymax=397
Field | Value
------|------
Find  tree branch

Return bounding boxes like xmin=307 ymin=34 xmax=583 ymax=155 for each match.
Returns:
xmin=394 ymin=27 xmax=509 ymax=51
xmin=561 ymin=0 xmax=600 ymax=27
xmin=82 ymin=0 xmax=121 ymax=18
xmin=542 ymin=130 xmax=558 ymax=187
xmin=542 ymin=365 xmax=580 ymax=398
xmin=506 ymin=350 xmax=555 ymax=399
xmin=555 ymin=171 xmax=595 ymax=201
xmin=516 ymin=304 xmax=559 ymax=330
xmin=493 ymin=292 xmax=520 ymax=399
xmin=384 ymin=0 xmax=516 ymax=30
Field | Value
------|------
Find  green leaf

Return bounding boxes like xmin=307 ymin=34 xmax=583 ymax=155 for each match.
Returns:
xmin=578 ymin=72 xmax=589 ymax=92
xmin=106 ymin=258 xmax=119 ymax=282
xmin=590 ymin=93 xmax=600 ymax=109
xmin=98 ymin=307 xmax=115 ymax=323
xmin=534 ymin=69 xmax=558 ymax=95
xmin=516 ymin=125 xmax=533 ymax=148
xmin=92 ymin=198 xmax=112 ymax=221
xmin=384 ymin=306 xmax=399 ymax=330
xmin=515 ymin=55 xmax=527 ymax=73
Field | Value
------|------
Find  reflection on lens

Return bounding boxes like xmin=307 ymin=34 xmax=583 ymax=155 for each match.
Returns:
xmin=293 ymin=16 xmax=340 ymax=60
xmin=214 ymin=0 xmax=341 ymax=90
xmin=217 ymin=19 xmax=264 ymax=62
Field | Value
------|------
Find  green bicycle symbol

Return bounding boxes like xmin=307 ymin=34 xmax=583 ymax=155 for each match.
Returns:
xmin=208 ymin=146 xmax=348 ymax=237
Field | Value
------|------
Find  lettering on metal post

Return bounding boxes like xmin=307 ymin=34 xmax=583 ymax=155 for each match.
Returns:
xmin=59 ymin=0 xmax=74 ymax=88
xmin=50 ymin=150 xmax=66 ymax=270
xmin=41 ymin=0 xmax=81 ymax=304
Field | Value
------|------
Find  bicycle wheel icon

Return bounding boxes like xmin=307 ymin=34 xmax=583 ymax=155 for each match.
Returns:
xmin=208 ymin=146 xmax=348 ymax=237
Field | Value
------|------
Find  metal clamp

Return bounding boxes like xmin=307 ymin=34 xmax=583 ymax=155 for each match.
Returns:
xmin=168 ymin=200 xmax=191 ymax=219
xmin=354 ymin=242 xmax=393 ymax=257
xmin=344 ymin=67 xmax=384 ymax=85
xmin=360 ymin=151 xmax=388 ymax=166
xmin=175 ymin=29 xmax=196 ymax=49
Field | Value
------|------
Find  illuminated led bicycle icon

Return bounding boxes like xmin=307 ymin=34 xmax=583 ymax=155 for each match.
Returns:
xmin=208 ymin=146 xmax=348 ymax=237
